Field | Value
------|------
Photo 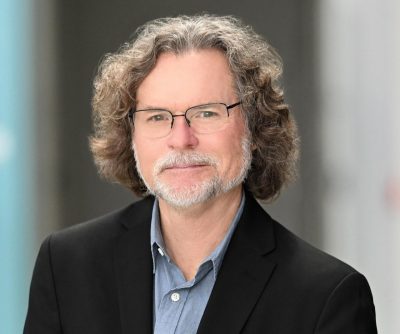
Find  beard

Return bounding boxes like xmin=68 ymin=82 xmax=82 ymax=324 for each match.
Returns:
xmin=133 ymin=135 xmax=252 ymax=209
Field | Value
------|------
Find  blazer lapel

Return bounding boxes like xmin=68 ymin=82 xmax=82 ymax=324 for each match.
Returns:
xmin=113 ymin=197 xmax=155 ymax=334
xmin=197 ymin=195 xmax=277 ymax=334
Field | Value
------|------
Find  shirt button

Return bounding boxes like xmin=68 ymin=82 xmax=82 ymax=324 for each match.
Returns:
xmin=171 ymin=292 xmax=180 ymax=302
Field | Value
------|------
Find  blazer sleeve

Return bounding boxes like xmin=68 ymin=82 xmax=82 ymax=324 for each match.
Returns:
xmin=24 ymin=235 xmax=62 ymax=334
xmin=314 ymin=272 xmax=377 ymax=334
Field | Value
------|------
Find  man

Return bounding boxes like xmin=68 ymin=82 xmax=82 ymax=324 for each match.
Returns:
xmin=24 ymin=15 xmax=377 ymax=333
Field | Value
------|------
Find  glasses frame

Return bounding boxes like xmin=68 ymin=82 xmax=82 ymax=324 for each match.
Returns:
xmin=128 ymin=101 xmax=241 ymax=136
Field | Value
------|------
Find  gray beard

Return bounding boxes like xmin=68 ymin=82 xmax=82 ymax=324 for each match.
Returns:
xmin=133 ymin=136 xmax=252 ymax=209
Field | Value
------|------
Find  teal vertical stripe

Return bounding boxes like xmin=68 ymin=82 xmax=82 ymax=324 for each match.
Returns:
xmin=0 ymin=0 xmax=35 ymax=333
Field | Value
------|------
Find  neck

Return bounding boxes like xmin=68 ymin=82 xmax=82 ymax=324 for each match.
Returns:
xmin=158 ymin=185 xmax=243 ymax=280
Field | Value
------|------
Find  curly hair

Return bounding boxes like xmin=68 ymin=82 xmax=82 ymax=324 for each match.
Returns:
xmin=90 ymin=14 xmax=299 ymax=201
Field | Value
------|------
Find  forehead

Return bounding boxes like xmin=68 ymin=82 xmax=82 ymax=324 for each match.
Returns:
xmin=136 ymin=49 xmax=237 ymax=109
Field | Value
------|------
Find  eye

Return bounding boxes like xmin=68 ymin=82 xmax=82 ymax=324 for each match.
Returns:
xmin=144 ymin=111 xmax=170 ymax=123
xmin=191 ymin=108 xmax=221 ymax=119
xmin=198 ymin=110 xmax=218 ymax=118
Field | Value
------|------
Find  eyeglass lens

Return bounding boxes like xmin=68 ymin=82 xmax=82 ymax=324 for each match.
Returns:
xmin=133 ymin=102 xmax=239 ymax=138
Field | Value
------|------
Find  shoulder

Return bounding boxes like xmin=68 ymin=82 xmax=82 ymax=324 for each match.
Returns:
xmin=244 ymin=194 xmax=357 ymax=279
xmin=243 ymin=201 xmax=376 ymax=330
xmin=45 ymin=196 xmax=154 ymax=257
xmin=270 ymin=223 xmax=376 ymax=331
xmin=272 ymin=220 xmax=356 ymax=278
xmin=244 ymin=195 xmax=364 ymax=296
xmin=268 ymin=218 xmax=376 ymax=321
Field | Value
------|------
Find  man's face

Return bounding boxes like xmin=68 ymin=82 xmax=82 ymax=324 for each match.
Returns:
xmin=132 ymin=49 xmax=251 ymax=208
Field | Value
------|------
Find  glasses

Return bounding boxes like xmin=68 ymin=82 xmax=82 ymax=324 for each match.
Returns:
xmin=128 ymin=101 xmax=241 ymax=138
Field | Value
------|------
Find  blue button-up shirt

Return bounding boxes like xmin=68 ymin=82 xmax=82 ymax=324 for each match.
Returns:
xmin=150 ymin=194 xmax=245 ymax=334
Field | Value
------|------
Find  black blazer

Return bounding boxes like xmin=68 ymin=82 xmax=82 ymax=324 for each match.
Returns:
xmin=24 ymin=195 xmax=377 ymax=333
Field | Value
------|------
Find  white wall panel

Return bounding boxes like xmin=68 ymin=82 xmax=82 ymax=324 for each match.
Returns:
xmin=318 ymin=1 xmax=400 ymax=332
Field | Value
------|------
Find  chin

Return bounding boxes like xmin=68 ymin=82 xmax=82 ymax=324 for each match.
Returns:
xmin=152 ymin=177 xmax=223 ymax=208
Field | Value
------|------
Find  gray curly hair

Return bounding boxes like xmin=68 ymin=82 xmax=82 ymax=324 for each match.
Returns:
xmin=90 ymin=14 xmax=299 ymax=201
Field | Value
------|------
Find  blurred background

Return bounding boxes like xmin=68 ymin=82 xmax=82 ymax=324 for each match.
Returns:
xmin=1 ymin=0 xmax=399 ymax=332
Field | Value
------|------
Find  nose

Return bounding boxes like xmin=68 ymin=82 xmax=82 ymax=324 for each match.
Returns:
xmin=166 ymin=115 xmax=199 ymax=149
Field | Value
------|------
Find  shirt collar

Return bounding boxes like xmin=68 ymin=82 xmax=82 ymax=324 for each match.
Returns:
xmin=150 ymin=192 xmax=246 ymax=279
xmin=150 ymin=200 xmax=167 ymax=273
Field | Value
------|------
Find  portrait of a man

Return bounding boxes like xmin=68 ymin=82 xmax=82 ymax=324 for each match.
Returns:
xmin=24 ymin=14 xmax=377 ymax=334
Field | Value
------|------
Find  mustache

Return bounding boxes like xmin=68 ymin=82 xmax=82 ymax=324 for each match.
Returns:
xmin=153 ymin=151 xmax=218 ymax=175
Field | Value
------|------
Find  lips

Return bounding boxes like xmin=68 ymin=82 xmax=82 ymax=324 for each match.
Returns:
xmin=164 ymin=163 xmax=207 ymax=170
xmin=153 ymin=152 xmax=218 ymax=175
xmin=160 ymin=164 xmax=209 ymax=173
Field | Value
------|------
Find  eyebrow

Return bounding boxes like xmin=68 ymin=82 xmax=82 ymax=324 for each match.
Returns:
xmin=135 ymin=102 xmax=167 ymax=109
xmin=136 ymin=101 xmax=219 ymax=111
xmin=136 ymin=106 xmax=169 ymax=111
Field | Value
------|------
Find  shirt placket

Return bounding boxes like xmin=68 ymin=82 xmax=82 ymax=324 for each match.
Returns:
xmin=154 ymin=287 xmax=189 ymax=333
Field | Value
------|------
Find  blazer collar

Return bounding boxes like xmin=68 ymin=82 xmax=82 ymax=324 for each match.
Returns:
xmin=113 ymin=196 xmax=155 ymax=334
xmin=113 ymin=193 xmax=277 ymax=334
xmin=197 ymin=194 xmax=277 ymax=334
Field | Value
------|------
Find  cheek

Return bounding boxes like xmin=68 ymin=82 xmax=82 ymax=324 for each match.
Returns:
xmin=133 ymin=139 xmax=160 ymax=177
xmin=206 ymin=134 xmax=244 ymax=170
xmin=227 ymin=142 xmax=245 ymax=168
xmin=222 ymin=129 xmax=248 ymax=171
